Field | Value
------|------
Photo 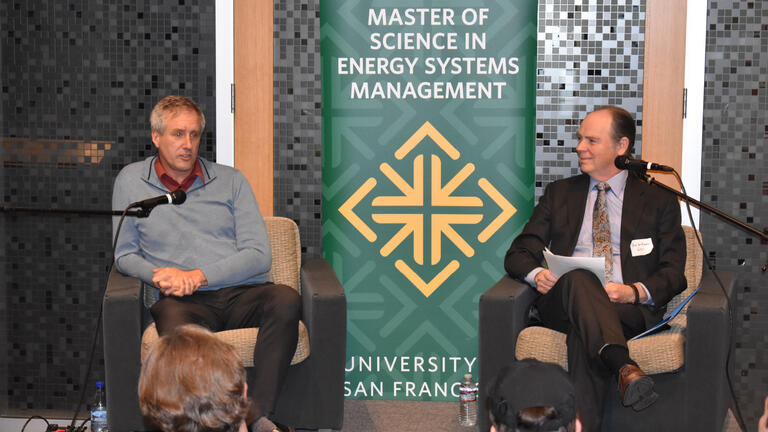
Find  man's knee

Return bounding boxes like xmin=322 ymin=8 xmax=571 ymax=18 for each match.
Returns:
xmin=562 ymin=268 xmax=601 ymax=285
xmin=555 ymin=269 xmax=606 ymax=300
xmin=264 ymin=284 xmax=301 ymax=324
xmin=150 ymin=297 xmax=200 ymax=334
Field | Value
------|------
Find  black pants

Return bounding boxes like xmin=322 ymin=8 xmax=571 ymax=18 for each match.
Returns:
xmin=535 ymin=269 xmax=647 ymax=432
xmin=150 ymin=282 xmax=301 ymax=420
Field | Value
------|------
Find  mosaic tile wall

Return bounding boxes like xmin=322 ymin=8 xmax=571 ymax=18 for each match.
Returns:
xmin=274 ymin=0 xmax=323 ymax=258
xmin=0 ymin=0 xmax=216 ymax=414
xmin=535 ymin=0 xmax=645 ymax=196
xmin=702 ymin=0 xmax=768 ymax=428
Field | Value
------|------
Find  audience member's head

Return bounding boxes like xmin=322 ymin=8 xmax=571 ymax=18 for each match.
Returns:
xmin=486 ymin=359 xmax=581 ymax=432
xmin=138 ymin=324 xmax=250 ymax=432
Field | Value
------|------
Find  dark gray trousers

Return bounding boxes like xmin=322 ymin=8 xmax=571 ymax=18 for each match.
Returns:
xmin=534 ymin=269 xmax=647 ymax=432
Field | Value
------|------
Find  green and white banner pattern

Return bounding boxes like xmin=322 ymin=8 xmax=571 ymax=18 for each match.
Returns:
xmin=321 ymin=1 xmax=537 ymax=401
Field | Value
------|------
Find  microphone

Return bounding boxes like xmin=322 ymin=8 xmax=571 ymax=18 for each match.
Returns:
xmin=129 ymin=189 xmax=186 ymax=211
xmin=614 ymin=155 xmax=674 ymax=172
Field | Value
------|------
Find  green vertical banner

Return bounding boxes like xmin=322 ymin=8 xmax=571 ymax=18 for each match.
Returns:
xmin=321 ymin=2 xmax=537 ymax=401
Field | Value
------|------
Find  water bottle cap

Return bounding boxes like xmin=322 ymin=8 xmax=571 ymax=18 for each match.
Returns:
xmin=463 ymin=373 xmax=472 ymax=380
xmin=96 ymin=381 xmax=105 ymax=389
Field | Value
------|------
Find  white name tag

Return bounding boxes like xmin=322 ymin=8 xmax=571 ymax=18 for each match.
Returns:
xmin=630 ymin=238 xmax=653 ymax=257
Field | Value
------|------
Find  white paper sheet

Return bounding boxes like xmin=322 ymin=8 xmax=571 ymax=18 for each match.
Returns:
xmin=543 ymin=248 xmax=607 ymax=286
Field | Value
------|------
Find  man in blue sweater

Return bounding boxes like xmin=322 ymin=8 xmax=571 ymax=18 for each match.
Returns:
xmin=112 ymin=95 xmax=299 ymax=432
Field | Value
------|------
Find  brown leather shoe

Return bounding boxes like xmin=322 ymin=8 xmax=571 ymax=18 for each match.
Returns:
xmin=618 ymin=364 xmax=658 ymax=411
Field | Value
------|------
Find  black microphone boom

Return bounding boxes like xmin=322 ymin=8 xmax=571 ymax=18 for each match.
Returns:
xmin=614 ymin=155 xmax=674 ymax=172
xmin=129 ymin=189 xmax=186 ymax=211
xmin=0 ymin=189 xmax=186 ymax=218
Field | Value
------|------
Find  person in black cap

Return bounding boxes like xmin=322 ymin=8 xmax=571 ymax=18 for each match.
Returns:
xmin=486 ymin=358 xmax=582 ymax=432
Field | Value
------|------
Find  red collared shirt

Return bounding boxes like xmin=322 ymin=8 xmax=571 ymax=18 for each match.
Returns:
xmin=154 ymin=158 xmax=205 ymax=192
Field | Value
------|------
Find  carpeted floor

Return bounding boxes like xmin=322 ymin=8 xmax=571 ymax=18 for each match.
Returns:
xmin=340 ymin=400 xmax=475 ymax=432
xmin=305 ymin=402 xmax=746 ymax=432
xmin=304 ymin=400 xmax=476 ymax=432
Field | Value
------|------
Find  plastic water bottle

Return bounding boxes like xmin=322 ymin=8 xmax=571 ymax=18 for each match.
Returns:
xmin=458 ymin=373 xmax=478 ymax=427
xmin=91 ymin=381 xmax=108 ymax=432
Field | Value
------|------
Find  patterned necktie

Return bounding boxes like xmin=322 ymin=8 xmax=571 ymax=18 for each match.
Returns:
xmin=592 ymin=182 xmax=613 ymax=281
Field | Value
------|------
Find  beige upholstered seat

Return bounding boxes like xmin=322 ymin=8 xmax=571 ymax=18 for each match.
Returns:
xmin=140 ymin=216 xmax=310 ymax=366
xmin=515 ymin=226 xmax=703 ymax=374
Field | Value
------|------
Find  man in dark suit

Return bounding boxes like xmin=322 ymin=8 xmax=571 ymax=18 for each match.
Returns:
xmin=504 ymin=106 xmax=686 ymax=431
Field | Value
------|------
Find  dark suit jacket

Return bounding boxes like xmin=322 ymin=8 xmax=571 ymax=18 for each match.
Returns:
xmin=504 ymin=172 xmax=687 ymax=325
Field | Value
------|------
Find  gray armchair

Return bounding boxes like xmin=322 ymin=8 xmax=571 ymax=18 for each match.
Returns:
xmin=103 ymin=216 xmax=346 ymax=431
xmin=478 ymin=226 xmax=734 ymax=431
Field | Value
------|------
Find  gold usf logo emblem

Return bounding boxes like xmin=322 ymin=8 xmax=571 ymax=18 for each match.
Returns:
xmin=340 ymin=122 xmax=516 ymax=298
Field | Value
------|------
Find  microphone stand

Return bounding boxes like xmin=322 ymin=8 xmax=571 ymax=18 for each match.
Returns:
xmin=636 ymin=169 xmax=762 ymax=432
xmin=0 ymin=205 xmax=151 ymax=217
xmin=637 ymin=171 xmax=768 ymax=271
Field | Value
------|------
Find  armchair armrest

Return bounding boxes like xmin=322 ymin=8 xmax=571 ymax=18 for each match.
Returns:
xmin=276 ymin=257 xmax=346 ymax=428
xmin=685 ymin=269 xmax=735 ymax=431
xmin=300 ymin=257 xmax=347 ymax=340
xmin=479 ymin=275 xmax=536 ymax=353
xmin=478 ymin=275 xmax=537 ymax=432
xmin=103 ymin=267 xmax=146 ymax=432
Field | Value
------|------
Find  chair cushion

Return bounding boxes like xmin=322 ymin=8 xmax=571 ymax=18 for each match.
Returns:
xmin=141 ymin=320 xmax=311 ymax=366
xmin=515 ymin=325 xmax=685 ymax=375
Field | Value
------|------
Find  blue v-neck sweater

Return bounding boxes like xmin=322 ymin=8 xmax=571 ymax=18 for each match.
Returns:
xmin=112 ymin=156 xmax=272 ymax=290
